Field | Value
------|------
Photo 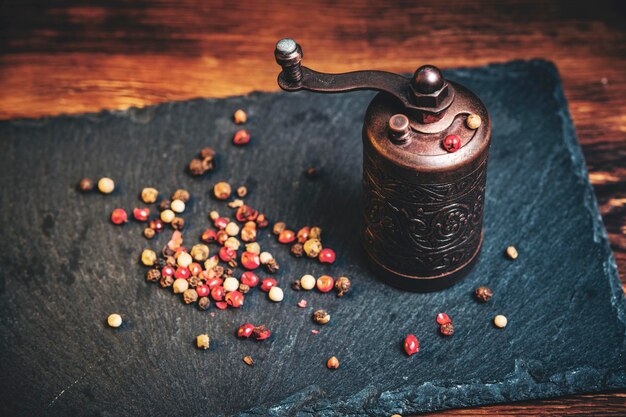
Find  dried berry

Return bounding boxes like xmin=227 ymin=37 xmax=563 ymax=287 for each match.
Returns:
xmin=474 ymin=286 xmax=493 ymax=302
xmin=260 ymin=278 xmax=277 ymax=292
xmin=141 ymin=187 xmax=159 ymax=204
xmin=404 ymin=334 xmax=419 ymax=356
xmin=252 ymin=325 xmax=271 ymax=341
xmin=198 ymin=297 xmax=211 ymax=310
xmin=223 ymin=277 xmax=239 ymax=292
xmin=443 ymin=134 xmax=462 ymax=153
xmin=146 ymin=269 xmax=160 ymax=282
xmin=243 ymin=356 xmax=254 ymax=366
xmin=214 ymin=182 xmax=232 ymax=200
xmin=173 ymin=278 xmax=189 ymax=294
xmin=265 ymin=259 xmax=280 ymax=273
xmin=300 ymin=274 xmax=316 ymax=290
xmin=141 ymin=249 xmax=157 ymax=266
xmin=296 ymin=227 xmax=310 ymax=243
xmin=334 ymin=276 xmax=351 ymax=297
xmin=309 ymin=227 xmax=322 ymax=240
xmin=239 ymin=283 xmax=250 ymax=294
xmin=241 ymin=251 xmax=260 ymax=270
xmin=174 ymin=266 xmax=190 ymax=280
xmin=240 ymin=226 xmax=257 ymax=242
xmin=171 ymin=199 xmax=185 ymax=213
xmin=149 ymin=218 xmax=164 ymax=233
xmin=238 ymin=323 xmax=255 ymax=338
xmin=316 ymin=275 xmax=334 ymax=293
xmin=133 ymin=207 xmax=150 ymax=222
xmin=272 ymin=222 xmax=286 ymax=235
xmin=143 ymin=227 xmax=155 ymax=239
xmin=160 ymin=275 xmax=174 ymax=288
xmin=225 ymin=222 xmax=240 ymax=236
xmin=466 ymin=113 xmax=482 ymax=129
xmin=98 ymin=177 xmax=115 ymax=194
xmin=171 ymin=217 xmax=185 ymax=230
xmin=291 ymin=280 xmax=301 ymax=291
xmin=201 ymin=229 xmax=217 ymax=243
xmin=289 ymin=243 xmax=304 ymax=258
xmin=440 ymin=323 xmax=454 ymax=336
xmin=219 ymin=247 xmax=237 ymax=262
xmin=259 ymin=252 xmax=274 ymax=265
xmin=236 ymin=205 xmax=258 ymax=222
xmin=107 ymin=313 xmax=122 ymax=328
xmin=78 ymin=178 xmax=94 ymax=192
xmin=318 ymin=248 xmax=336 ymax=264
xmin=196 ymin=284 xmax=209 ymax=297
xmin=200 ymin=147 xmax=216 ymax=160
xmin=436 ymin=313 xmax=452 ymax=325
xmin=255 ymin=214 xmax=269 ymax=228
xmin=237 ymin=186 xmax=247 ymax=197
xmin=196 ymin=334 xmax=210 ymax=349
xmin=303 ymin=239 xmax=323 ymax=258
xmin=268 ymin=286 xmax=284 ymax=302
xmin=189 ymin=158 xmax=206 ymax=176
xmin=214 ymin=217 xmax=229 ymax=230
xmin=505 ymin=246 xmax=518 ymax=260
xmin=160 ymin=209 xmax=175 ymax=223
xmin=278 ymin=230 xmax=296 ymax=244
xmin=225 ymin=290 xmax=244 ymax=308
xmin=228 ymin=199 xmax=244 ymax=208
xmin=171 ymin=189 xmax=190 ymax=203
xmin=111 ymin=208 xmax=128 ymax=225
xmin=327 ymin=356 xmax=339 ymax=369
xmin=233 ymin=109 xmax=247 ymax=124
xmin=183 ymin=289 xmax=198 ymax=304
xmin=313 ymin=309 xmax=330 ymax=325
xmin=233 ymin=129 xmax=251 ymax=145
xmin=211 ymin=286 xmax=225 ymax=301
xmin=494 ymin=315 xmax=508 ymax=328
xmin=241 ymin=272 xmax=259 ymax=287
xmin=190 ymin=244 xmax=210 ymax=262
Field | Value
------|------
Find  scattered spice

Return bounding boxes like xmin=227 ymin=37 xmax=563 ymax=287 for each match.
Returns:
xmin=200 ymin=147 xmax=215 ymax=160
xmin=326 ymin=356 xmax=339 ymax=370
xmin=259 ymin=252 xmax=274 ymax=265
xmin=97 ymin=177 xmax=115 ymax=194
xmin=190 ymin=244 xmax=210 ymax=262
xmin=107 ymin=313 xmax=122 ymax=328
xmin=133 ymin=207 xmax=150 ymax=222
xmin=233 ymin=109 xmax=247 ymax=124
xmin=159 ymin=199 xmax=171 ymax=211
xmin=291 ymin=280 xmax=301 ymax=290
xmin=237 ymin=186 xmax=247 ymax=198
xmin=240 ymin=272 xmax=259 ymax=287
xmin=243 ymin=355 xmax=254 ymax=366
xmin=505 ymin=246 xmax=518 ymax=260
xmin=316 ymin=275 xmax=334 ymax=293
xmin=223 ymin=277 xmax=239 ymax=292
xmin=214 ymin=182 xmax=232 ymax=200
xmin=494 ymin=315 xmax=508 ymax=328
xmin=334 ymin=276 xmax=351 ymax=297
xmin=78 ymin=178 xmax=94 ymax=192
xmin=196 ymin=334 xmax=210 ymax=349
xmin=440 ymin=322 xmax=454 ymax=336
xmin=311 ymin=329 xmax=319 ymax=334
xmin=404 ymin=334 xmax=419 ymax=356
xmin=260 ymin=278 xmax=277 ymax=292
xmin=474 ymin=286 xmax=493 ymax=302
xmin=189 ymin=159 xmax=206 ymax=176
xmin=313 ymin=309 xmax=330 ymax=325
xmin=111 ymin=208 xmax=128 ymax=225
xmin=278 ymin=229 xmax=296 ymax=244
xmin=443 ymin=134 xmax=462 ymax=153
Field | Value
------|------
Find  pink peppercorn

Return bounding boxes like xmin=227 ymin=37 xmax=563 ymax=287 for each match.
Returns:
xmin=241 ymin=272 xmax=259 ymax=287
xmin=205 ymin=277 xmax=223 ymax=289
xmin=404 ymin=334 xmax=420 ymax=356
xmin=111 ymin=208 xmax=128 ymax=225
xmin=196 ymin=285 xmax=209 ymax=297
xmin=237 ymin=323 xmax=255 ymax=338
xmin=241 ymin=251 xmax=261 ymax=270
xmin=149 ymin=218 xmax=164 ymax=233
xmin=219 ymin=247 xmax=237 ymax=262
xmin=215 ymin=301 xmax=228 ymax=310
xmin=318 ymin=248 xmax=336 ymax=264
xmin=133 ymin=207 xmax=150 ymax=222
xmin=214 ymin=217 xmax=229 ymax=230
xmin=189 ymin=263 xmax=202 ymax=277
xmin=436 ymin=313 xmax=452 ymax=325
xmin=161 ymin=265 xmax=175 ymax=277
xmin=225 ymin=291 xmax=244 ymax=308
xmin=443 ymin=135 xmax=462 ymax=153
xmin=260 ymin=278 xmax=277 ymax=292
xmin=233 ymin=129 xmax=251 ymax=146
xmin=211 ymin=286 xmax=225 ymax=301
xmin=201 ymin=229 xmax=217 ymax=243
xmin=174 ymin=267 xmax=190 ymax=280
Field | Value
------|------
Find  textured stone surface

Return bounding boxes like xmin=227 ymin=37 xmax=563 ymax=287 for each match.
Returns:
xmin=0 ymin=60 xmax=624 ymax=416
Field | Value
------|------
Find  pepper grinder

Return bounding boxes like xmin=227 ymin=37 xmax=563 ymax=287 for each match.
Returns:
xmin=274 ymin=38 xmax=491 ymax=292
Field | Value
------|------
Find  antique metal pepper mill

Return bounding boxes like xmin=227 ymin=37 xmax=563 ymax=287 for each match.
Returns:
xmin=275 ymin=38 xmax=491 ymax=292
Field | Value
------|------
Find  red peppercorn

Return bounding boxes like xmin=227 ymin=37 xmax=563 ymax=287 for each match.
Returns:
xmin=233 ymin=129 xmax=251 ymax=145
xmin=211 ymin=285 xmax=225 ymax=301
xmin=253 ymin=325 xmax=271 ymax=341
xmin=133 ymin=207 xmax=150 ymax=222
xmin=241 ymin=271 xmax=259 ymax=287
xmin=225 ymin=290 xmax=244 ymax=308
xmin=440 ymin=323 xmax=454 ymax=336
xmin=236 ymin=205 xmax=259 ymax=222
xmin=318 ymin=248 xmax=336 ymax=264
xmin=404 ymin=334 xmax=420 ymax=356
xmin=196 ymin=284 xmax=209 ymax=297
xmin=174 ymin=267 xmax=190 ymax=280
xmin=215 ymin=301 xmax=228 ymax=310
xmin=260 ymin=278 xmax=277 ymax=292
xmin=205 ymin=277 xmax=223 ymax=289
xmin=201 ymin=229 xmax=217 ymax=243
xmin=296 ymin=226 xmax=310 ymax=243
xmin=436 ymin=313 xmax=452 ymax=325
xmin=219 ymin=247 xmax=237 ymax=262
xmin=237 ymin=323 xmax=255 ymax=338
xmin=316 ymin=275 xmax=334 ymax=293
xmin=216 ymin=230 xmax=229 ymax=245
xmin=278 ymin=230 xmax=296 ymax=244
xmin=111 ymin=208 xmax=128 ymax=225
xmin=214 ymin=217 xmax=229 ymax=230
xmin=443 ymin=134 xmax=462 ymax=153
xmin=161 ymin=265 xmax=175 ymax=277
xmin=241 ymin=251 xmax=261 ymax=270
xmin=189 ymin=262 xmax=203 ymax=277
xmin=149 ymin=218 xmax=164 ymax=233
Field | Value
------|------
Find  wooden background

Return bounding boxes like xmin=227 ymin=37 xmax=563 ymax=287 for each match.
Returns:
xmin=0 ymin=0 xmax=624 ymax=414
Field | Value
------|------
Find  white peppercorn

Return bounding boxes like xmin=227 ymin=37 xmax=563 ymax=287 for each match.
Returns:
xmin=97 ymin=177 xmax=115 ymax=194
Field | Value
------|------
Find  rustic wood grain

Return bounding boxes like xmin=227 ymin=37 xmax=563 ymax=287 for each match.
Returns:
xmin=0 ymin=0 xmax=624 ymax=415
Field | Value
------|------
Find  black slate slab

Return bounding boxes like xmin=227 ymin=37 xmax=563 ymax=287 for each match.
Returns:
xmin=0 ymin=60 xmax=624 ymax=417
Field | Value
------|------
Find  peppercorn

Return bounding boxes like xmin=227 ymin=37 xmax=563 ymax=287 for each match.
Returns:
xmin=474 ymin=286 xmax=493 ymax=302
xmin=300 ymin=274 xmax=316 ymax=290
xmin=183 ymin=289 xmax=198 ymax=304
xmin=316 ymin=275 xmax=334 ymax=293
xmin=290 ymin=243 xmax=304 ymax=257
xmin=228 ymin=199 xmax=244 ymax=209
xmin=240 ymin=226 xmax=257 ymax=242
xmin=146 ymin=269 xmax=160 ymax=282
xmin=309 ymin=227 xmax=322 ymax=240
xmin=209 ymin=210 xmax=219 ymax=221
xmin=97 ymin=177 xmax=115 ymax=194
xmin=238 ymin=323 xmax=255 ymax=338
xmin=296 ymin=227 xmax=310 ymax=243
xmin=436 ymin=313 xmax=452 ymax=325
xmin=278 ymin=230 xmax=296 ymax=244
xmin=78 ymin=178 xmax=94 ymax=192
xmin=443 ymin=135 xmax=462 ymax=153
xmin=225 ymin=290 xmax=244 ymax=308
xmin=189 ymin=262 xmax=202 ymax=277
xmin=326 ymin=356 xmax=339 ymax=369
xmin=170 ymin=189 xmax=189 ymax=203
xmin=265 ymin=259 xmax=280 ymax=273
xmin=334 ymin=276 xmax=351 ymax=297
xmin=303 ymin=239 xmax=323 ymax=258
xmin=173 ymin=278 xmax=189 ymax=294
xmin=268 ymin=286 xmax=284 ymax=302
xmin=272 ymin=222 xmax=286 ymax=235
xmin=222 ymin=277 xmax=238 ymax=293
xmin=466 ymin=114 xmax=482 ymax=129
xmin=174 ymin=266 xmax=190 ymax=280
xmin=291 ymin=280 xmax=301 ymax=291
xmin=255 ymin=214 xmax=269 ymax=228
xmin=214 ymin=182 xmax=232 ymax=200
xmin=189 ymin=158 xmax=206 ymax=176
xmin=171 ymin=199 xmax=185 ymax=213
xmin=160 ymin=275 xmax=174 ymax=288
xmin=233 ymin=129 xmax=251 ymax=145
xmin=188 ymin=275 xmax=202 ymax=287
xmin=111 ymin=208 xmax=128 ymax=225
xmin=313 ymin=310 xmax=330 ymax=325
xmin=214 ymin=217 xmax=229 ymax=230
xmin=260 ymin=278 xmax=277 ymax=292
xmin=149 ymin=218 xmax=164 ymax=233
xmin=171 ymin=217 xmax=185 ymax=231
xmin=141 ymin=249 xmax=157 ymax=266
xmin=141 ymin=187 xmax=159 ymax=204
xmin=107 ymin=313 xmax=122 ymax=328
xmin=241 ymin=251 xmax=260 ymax=270
xmin=233 ymin=109 xmax=247 ymax=124
xmin=318 ymin=248 xmax=336 ymax=264
xmin=505 ymin=246 xmax=518 ymax=260
xmin=215 ymin=301 xmax=228 ymax=310
xmin=237 ymin=186 xmax=247 ymax=198
xmin=190 ymin=244 xmax=209 ymax=262
xmin=238 ymin=283 xmax=250 ymax=294
xmin=240 ymin=272 xmax=259 ymax=287
xmin=297 ymin=299 xmax=307 ymax=308
xmin=196 ymin=334 xmax=210 ymax=349
xmin=494 ymin=315 xmax=508 ymax=328
xmin=441 ymin=322 xmax=455 ymax=336
xmin=225 ymin=222 xmax=240 ymax=236
xmin=133 ymin=207 xmax=150 ymax=222
xmin=198 ymin=297 xmax=211 ymax=310
xmin=252 ymin=325 xmax=271 ymax=341
xmin=177 ymin=251 xmax=192 ymax=268
xmin=236 ymin=205 xmax=258 ymax=222
xmin=160 ymin=209 xmax=175 ymax=223
xmin=306 ymin=167 xmax=318 ymax=179
xmin=243 ymin=356 xmax=254 ymax=366
xmin=259 ymin=252 xmax=274 ymax=265
xmin=404 ymin=334 xmax=419 ymax=356
xmin=211 ymin=286 xmax=225 ymax=301
xmin=200 ymin=146 xmax=215 ymax=160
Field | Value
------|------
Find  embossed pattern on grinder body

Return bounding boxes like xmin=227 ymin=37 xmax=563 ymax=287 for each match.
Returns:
xmin=275 ymin=39 xmax=491 ymax=291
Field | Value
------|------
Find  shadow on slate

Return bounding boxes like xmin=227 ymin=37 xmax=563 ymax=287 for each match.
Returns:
xmin=0 ymin=60 xmax=624 ymax=417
